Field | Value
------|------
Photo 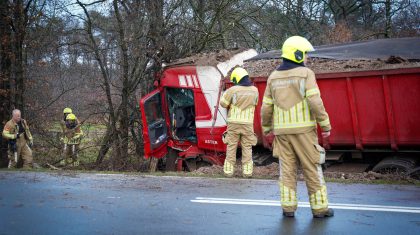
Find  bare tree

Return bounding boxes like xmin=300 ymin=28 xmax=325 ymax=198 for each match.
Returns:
xmin=1 ymin=0 xmax=418 ymax=169
xmin=0 ymin=0 xmax=13 ymax=167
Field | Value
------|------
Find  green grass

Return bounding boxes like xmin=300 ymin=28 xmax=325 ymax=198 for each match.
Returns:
xmin=50 ymin=122 xmax=63 ymax=132
xmin=33 ymin=121 xmax=106 ymax=168
xmin=81 ymin=123 xmax=107 ymax=132
xmin=49 ymin=122 xmax=107 ymax=132
xmin=78 ymin=145 xmax=100 ymax=163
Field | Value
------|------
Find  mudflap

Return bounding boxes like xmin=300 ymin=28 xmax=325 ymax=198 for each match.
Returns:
xmin=184 ymin=159 xmax=197 ymax=171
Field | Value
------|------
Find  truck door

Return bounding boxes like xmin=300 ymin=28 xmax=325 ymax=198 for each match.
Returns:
xmin=140 ymin=89 xmax=168 ymax=159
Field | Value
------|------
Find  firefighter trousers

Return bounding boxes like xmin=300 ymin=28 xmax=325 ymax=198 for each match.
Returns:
xmin=8 ymin=135 xmax=33 ymax=169
xmin=63 ymin=144 xmax=79 ymax=165
xmin=273 ymin=129 xmax=330 ymax=214
xmin=225 ymin=123 xmax=257 ymax=166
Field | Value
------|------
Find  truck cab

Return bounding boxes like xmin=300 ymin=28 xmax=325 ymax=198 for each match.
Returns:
xmin=140 ymin=50 xmax=258 ymax=171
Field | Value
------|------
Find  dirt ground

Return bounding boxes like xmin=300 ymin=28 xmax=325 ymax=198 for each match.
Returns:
xmin=193 ymin=162 xmax=420 ymax=184
xmin=244 ymin=57 xmax=420 ymax=77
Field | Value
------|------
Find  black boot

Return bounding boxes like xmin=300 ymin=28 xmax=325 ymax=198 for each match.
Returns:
xmin=282 ymin=211 xmax=295 ymax=217
xmin=313 ymin=208 xmax=334 ymax=218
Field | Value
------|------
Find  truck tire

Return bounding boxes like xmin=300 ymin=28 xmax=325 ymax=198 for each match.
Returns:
xmin=408 ymin=167 xmax=420 ymax=180
xmin=372 ymin=157 xmax=416 ymax=174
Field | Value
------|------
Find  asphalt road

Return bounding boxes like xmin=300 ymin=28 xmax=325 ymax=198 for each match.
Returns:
xmin=0 ymin=171 xmax=419 ymax=235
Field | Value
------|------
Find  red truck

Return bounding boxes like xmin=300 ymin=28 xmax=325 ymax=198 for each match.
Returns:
xmin=140 ymin=38 xmax=420 ymax=176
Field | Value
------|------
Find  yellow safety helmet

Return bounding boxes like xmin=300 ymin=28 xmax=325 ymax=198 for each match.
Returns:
xmin=281 ymin=36 xmax=315 ymax=64
xmin=66 ymin=113 xmax=77 ymax=120
xmin=63 ymin=107 xmax=73 ymax=114
xmin=230 ymin=67 xmax=249 ymax=84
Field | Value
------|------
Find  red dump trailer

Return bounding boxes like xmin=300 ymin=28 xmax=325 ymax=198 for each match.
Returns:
xmin=140 ymin=38 xmax=420 ymax=174
xmin=251 ymin=68 xmax=420 ymax=152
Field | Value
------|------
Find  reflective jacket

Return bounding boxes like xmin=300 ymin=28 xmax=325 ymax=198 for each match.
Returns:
xmin=62 ymin=123 xmax=83 ymax=145
xmin=261 ymin=66 xmax=331 ymax=135
xmin=220 ymin=85 xmax=259 ymax=125
xmin=60 ymin=118 xmax=80 ymax=132
xmin=2 ymin=119 xmax=33 ymax=141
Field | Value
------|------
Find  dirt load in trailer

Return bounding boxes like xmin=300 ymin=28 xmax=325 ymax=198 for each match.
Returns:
xmin=245 ymin=37 xmax=420 ymax=76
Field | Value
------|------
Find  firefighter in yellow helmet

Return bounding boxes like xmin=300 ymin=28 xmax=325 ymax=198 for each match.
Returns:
xmin=220 ymin=67 xmax=259 ymax=177
xmin=60 ymin=113 xmax=83 ymax=166
xmin=261 ymin=36 xmax=334 ymax=218
xmin=60 ymin=107 xmax=76 ymax=132
xmin=2 ymin=109 xmax=33 ymax=169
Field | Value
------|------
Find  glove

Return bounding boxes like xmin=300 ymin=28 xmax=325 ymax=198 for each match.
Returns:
xmin=262 ymin=126 xmax=272 ymax=135
xmin=321 ymin=131 xmax=331 ymax=138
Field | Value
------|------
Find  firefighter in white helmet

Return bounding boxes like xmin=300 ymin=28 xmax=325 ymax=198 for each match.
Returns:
xmin=220 ymin=67 xmax=259 ymax=177
xmin=2 ymin=109 xmax=33 ymax=169
xmin=261 ymin=36 xmax=334 ymax=218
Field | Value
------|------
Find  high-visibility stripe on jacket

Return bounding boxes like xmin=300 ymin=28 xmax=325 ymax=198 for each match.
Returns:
xmin=2 ymin=119 xmax=33 ymax=141
xmin=228 ymin=105 xmax=255 ymax=124
xmin=63 ymin=125 xmax=84 ymax=145
xmin=272 ymin=99 xmax=317 ymax=129
xmin=261 ymin=67 xmax=331 ymax=135
xmin=220 ymin=85 xmax=259 ymax=125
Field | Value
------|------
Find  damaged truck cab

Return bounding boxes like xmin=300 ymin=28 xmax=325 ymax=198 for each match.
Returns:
xmin=140 ymin=50 xmax=258 ymax=171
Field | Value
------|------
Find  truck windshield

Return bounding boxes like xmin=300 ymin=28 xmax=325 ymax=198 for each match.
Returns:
xmin=166 ymin=88 xmax=197 ymax=142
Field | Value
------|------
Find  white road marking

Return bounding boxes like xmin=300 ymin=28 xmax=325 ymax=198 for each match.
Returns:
xmin=191 ymin=197 xmax=420 ymax=214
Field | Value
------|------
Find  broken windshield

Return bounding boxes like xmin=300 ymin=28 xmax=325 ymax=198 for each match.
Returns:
xmin=166 ymin=88 xmax=196 ymax=142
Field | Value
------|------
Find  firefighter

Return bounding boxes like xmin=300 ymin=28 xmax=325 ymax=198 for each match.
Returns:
xmin=2 ymin=109 xmax=33 ymax=169
xmin=60 ymin=107 xmax=76 ymax=132
xmin=220 ymin=67 xmax=259 ymax=178
xmin=261 ymin=36 xmax=334 ymax=218
xmin=60 ymin=113 xmax=83 ymax=166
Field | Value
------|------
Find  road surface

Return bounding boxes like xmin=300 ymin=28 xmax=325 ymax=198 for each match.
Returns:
xmin=0 ymin=171 xmax=419 ymax=235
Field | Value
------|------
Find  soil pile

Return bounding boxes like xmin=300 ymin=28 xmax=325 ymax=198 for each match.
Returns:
xmin=193 ymin=162 xmax=419 ymax=184
xmin=168 ymin=48 xmax=248 ymax=67
xmin=244 ymin=57 xmax=420 ymax=77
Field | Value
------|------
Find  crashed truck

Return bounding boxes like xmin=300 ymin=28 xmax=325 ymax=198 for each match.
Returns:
xmin=140 ymin=37 xmax=420 ymax=177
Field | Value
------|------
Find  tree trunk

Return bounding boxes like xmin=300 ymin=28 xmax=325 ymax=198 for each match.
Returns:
xmin=0 ymin=0 xmax=13 ymax=167
xmin=77 ymin=0 xmax=119 ymax=168
xmin=384 ymin=0 xmax=391 ymax=38
xmin=12 ymin=0 xmax=27 ymax=112
xmin=217 ymin=17 xmax=227 ymax=49
xmin=146 ymin=0 xmax=165 ymax=52
xmin=113 ymin=0 xmax=130 ymax=168
xmin=96 ymin=125 xmax=113 ymax=165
